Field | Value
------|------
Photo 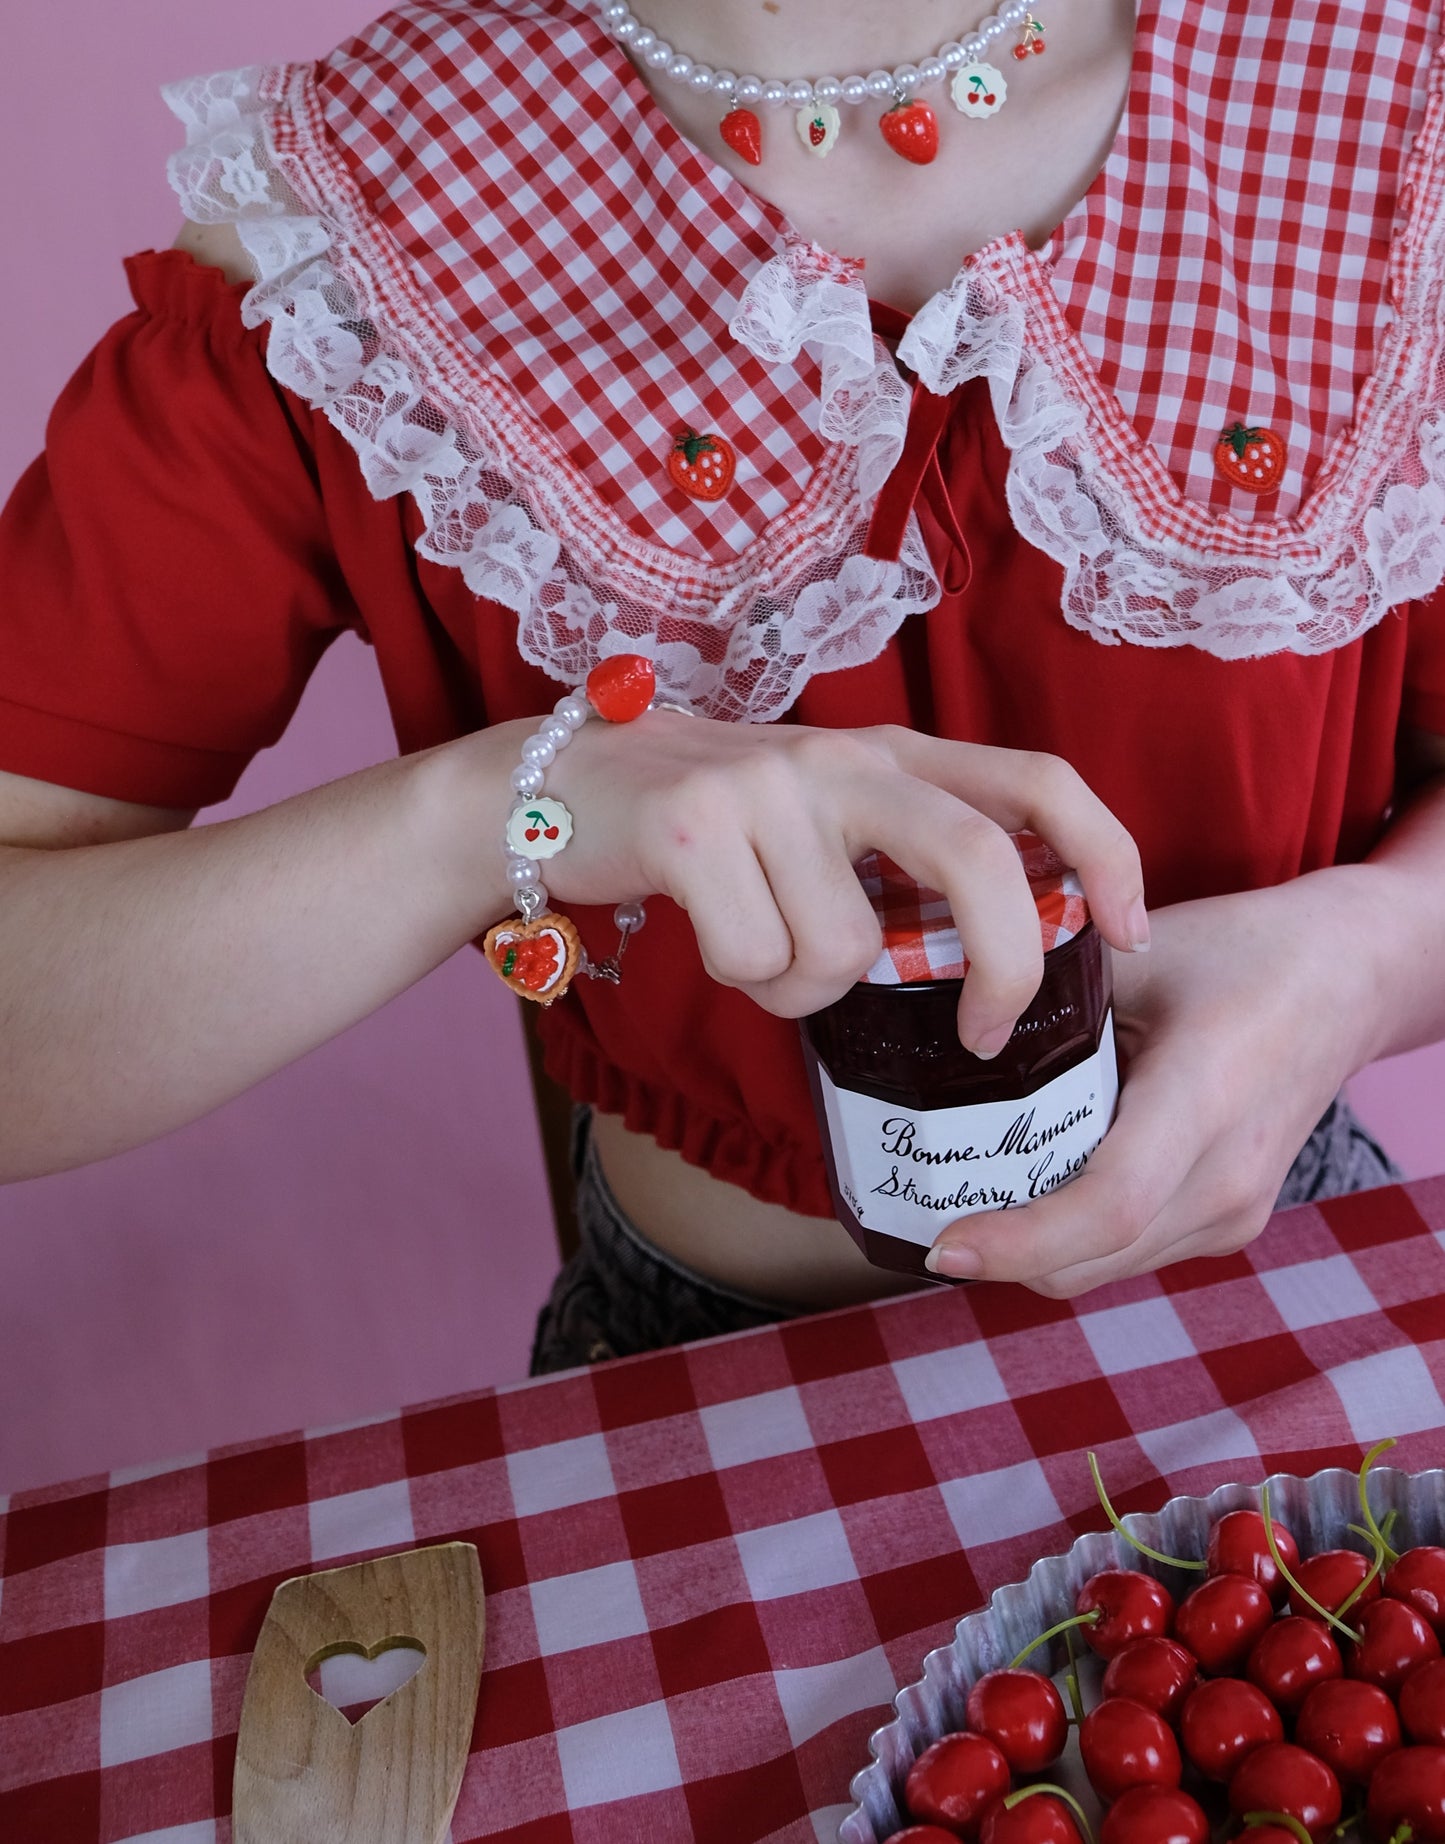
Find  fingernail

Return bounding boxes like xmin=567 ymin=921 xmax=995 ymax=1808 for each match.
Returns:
xmin=972 ymin=1022 xmax=1015 ymax=1060
xmin=925 ymin=1245 xmax=984 ymax=1280
xmin=1126 ymin=896 xmax=1151 ymax=952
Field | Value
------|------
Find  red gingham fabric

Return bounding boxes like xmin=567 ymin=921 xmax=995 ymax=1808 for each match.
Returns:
xmin=311 ymin=0 xmax=1436 ymax=535
xmin=1049 ymin=0 xmax=1436 ymax=515
xmin=5 ymin=1178 xmax=1445 ymax=1842
xmin=858 ymin=833 xmax=1089 ymax=985
xmin=315 ymin=0 xmax=830 ymax=558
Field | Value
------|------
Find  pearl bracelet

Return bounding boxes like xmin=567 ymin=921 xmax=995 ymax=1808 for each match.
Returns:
xmin=483 ymin=657 xmax=662 ymax=1005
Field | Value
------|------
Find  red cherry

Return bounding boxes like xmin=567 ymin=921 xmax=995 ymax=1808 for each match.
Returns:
xmin=1098 ymin=1785 xmax=1208 ymax=1844
xmin=1174 ymin=1572 xmax=1274 ymax=1675
xmin=1032 ymin=37 xmax=1046 ymax=52
xmin=1289 ymin=1547 xmax=1383 ymax=1618
xmin=1246 ymin=1615 xmax=1343 ymax=1716
xmin=1295 ymin=1676 xmax=1401 ymax=1784
xmin=1207 ymin=1508 xmax=1301 ymax=1606
xmin=1102 ymin=1637 xmax=1199 ymax=1721
xmin=1387 ymin=1547 xmax=1445 ymax=1638
xmin=977 ymin=1794 xmax=1085 ymax=1844
xmin=1076 ymin=1570 xmax=1175 ymax=1659
xmin=1402 ymin=1659 xmax=1445 ymax=1745
xmin=1079 ymin=1696 xmax=1182 ymax=1804
xmin=1179 ymin=1676 xmax=1283 ymax=1781
xmin=1346 ymin=1595 xmax=1443 ymax=1695
xmin=984 ymin=92 xmax=997 ymax=104
xmin=586 ymin=653 xmax=656 ymax=723
xmin=1365 ymin=1744 xmax=1445 ymax=1842
xmin=963 ymin=1670 xmax=1067 ymax=1773
xmin=543 ymin=826 xmax=560 ymax=839
xmin=884 ymin=1830 xmax=960 ymax=1844
xmin=1012 ymin=42 xmax=1030 ymax=59
xmin=1227 ymin=1741 xmax=1342 ymax=1841
xmin=904 ymin=1732 xmax=1011 ymax=1835
xmin=523 ymin=827 xmax=540 ymax=841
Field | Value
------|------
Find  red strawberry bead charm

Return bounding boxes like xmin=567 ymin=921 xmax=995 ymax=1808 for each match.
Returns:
xmin=880 ymin=97 xmax=939 ymax=164
xmin=720 ymin=105 xmax=762 ymax=165
xmin=1213 ymin=422 xmax=1285 ymax=495
xmin=666 ymin=425 xmax=736 ymax=501
xmin=586 ymin=653 xmax=656 ymax=724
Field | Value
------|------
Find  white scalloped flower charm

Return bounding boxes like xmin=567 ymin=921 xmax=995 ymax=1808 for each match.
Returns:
xmin=951 ymin=63 xmax=1008 ymax=118
xmin=795 ymin=101 xmax=841 ymax=157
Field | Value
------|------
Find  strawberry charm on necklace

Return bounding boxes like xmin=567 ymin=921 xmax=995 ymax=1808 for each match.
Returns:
xmin=597 ymin=0 xmax=1053 ymax=167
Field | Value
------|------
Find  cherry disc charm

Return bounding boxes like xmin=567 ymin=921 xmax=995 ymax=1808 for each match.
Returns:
xmin=720 ymin=104 xmax=762 ymax=165
xmin=880 ymin=96 xmax=939 ymax=164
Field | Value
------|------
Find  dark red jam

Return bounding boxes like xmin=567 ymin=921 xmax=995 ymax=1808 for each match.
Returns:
xmin=801 ymin=924 xmax=1116 ymax=1280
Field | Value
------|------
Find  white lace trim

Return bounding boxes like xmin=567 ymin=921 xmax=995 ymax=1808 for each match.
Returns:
xmin=163 ymin=64 xmax=939 ymax=723
xmin=166 ymin=45 xmax=1445 ymax=684
xmin=894 ymin=202 xmax=1445 ymax=653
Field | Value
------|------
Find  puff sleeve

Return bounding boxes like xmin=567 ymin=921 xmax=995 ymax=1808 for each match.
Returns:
xmin=0 ymin=248 xmax=354 ymax=808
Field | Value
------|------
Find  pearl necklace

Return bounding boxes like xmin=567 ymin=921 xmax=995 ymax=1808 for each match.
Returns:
xmin=597 ymin=0 xmax=1050 ymax=167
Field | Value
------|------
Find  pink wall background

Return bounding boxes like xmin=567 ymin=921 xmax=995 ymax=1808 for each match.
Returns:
xmin=2 ymin=1 xmax=1443 ymax=1494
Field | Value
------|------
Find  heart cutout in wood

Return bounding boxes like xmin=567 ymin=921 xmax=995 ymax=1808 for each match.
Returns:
xmin=304 ymin=1636 xmax=427 ymax=1726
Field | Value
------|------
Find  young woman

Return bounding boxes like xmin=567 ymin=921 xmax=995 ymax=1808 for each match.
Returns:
xmin=1 ymin=0 xmax=1441 ymax=1370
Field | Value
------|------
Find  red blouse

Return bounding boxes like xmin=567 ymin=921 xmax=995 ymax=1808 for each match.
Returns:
xmin=2 ymin=248 xmax=1443 ymax=1215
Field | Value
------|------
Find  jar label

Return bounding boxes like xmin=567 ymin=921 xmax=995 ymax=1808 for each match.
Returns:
xmin=815 ymin=1013 xmax=1119 ymax=1245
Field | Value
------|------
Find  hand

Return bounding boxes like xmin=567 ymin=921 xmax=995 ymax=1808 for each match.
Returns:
xmin=543 ymin=715 xmax=1149 ymax=1055
xmin=924 ymin=871 xmax=1384 ymax=1293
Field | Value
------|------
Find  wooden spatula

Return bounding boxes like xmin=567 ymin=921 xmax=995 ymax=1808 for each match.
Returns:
xmin=233 ymin=1541 xmax=484 ymax=1844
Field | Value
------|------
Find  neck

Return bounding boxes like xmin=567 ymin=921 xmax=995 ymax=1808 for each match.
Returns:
xmin=620 ymin=1 xmax=978 ymax=79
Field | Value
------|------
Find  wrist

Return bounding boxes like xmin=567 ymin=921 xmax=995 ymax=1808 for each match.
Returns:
xmin=407 ymin=717 xmax=539 ymax=942
xmin=1285 ymin=860 xmax=1423 ymax=1074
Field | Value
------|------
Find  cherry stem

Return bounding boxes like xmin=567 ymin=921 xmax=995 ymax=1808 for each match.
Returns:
xmin=1087 ymin=1450 xmax=1205 ymax=1571
xmin=1339 ymin=1521 xmax=1389 ymax=1620
xmin=1387 ymin=1826 xmax=1416 ymax=1844
xmin=1009 ymin=1608 xmax=1101 ymax=1669
xmin=1260 ymin=1484 xmax=1361 ymax=1644
xmin=1003 ymin=1783 xmax=1097 ymax=1844
xmin=1242 ymin=1812 xmax=1313 ymax=1844
xmin=1358 ymin=1438 xmax=1402 ymax=1566
xmin=1062 ymin=1619 xmax=1085 ymax=1725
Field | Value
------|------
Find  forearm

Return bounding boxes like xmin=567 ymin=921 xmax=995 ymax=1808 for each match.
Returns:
xmin=1313 ymin=768 xmax=1445 ymax=1071
xmin=0 ymin=723 xmax=529 ymax=1181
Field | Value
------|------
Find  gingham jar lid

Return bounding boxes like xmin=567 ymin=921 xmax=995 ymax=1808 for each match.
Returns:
xmin=857 ymin=832 xmax=1089 ymax=986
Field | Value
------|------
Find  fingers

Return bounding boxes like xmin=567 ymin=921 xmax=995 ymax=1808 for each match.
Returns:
xmin=846 ymin=771 xmax=1047 ymax=1053
xmin=883 ymin=734 xmax=1150 ymax=955
xmin=925 ymin=1044 xmax=1206 ymax=1285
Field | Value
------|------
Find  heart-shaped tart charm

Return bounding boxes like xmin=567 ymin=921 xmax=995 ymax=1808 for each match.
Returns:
xmin=484 ymin=913 xmax=583 ymax=1003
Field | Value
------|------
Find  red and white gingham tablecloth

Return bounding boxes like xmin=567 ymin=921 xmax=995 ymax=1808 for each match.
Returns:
xmin=4 ymin=1179 xmax=1445 ymax=1842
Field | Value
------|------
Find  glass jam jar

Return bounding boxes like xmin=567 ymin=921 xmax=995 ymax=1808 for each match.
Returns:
xmin=800 ymin=836 xmax=1118 ymax=1280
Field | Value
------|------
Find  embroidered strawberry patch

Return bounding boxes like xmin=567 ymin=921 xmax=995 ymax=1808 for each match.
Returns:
xmin=666 ymin=427 xmax=736 ymax=502
xmin=1213 ymin=423 xmax=1285 ymax=496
